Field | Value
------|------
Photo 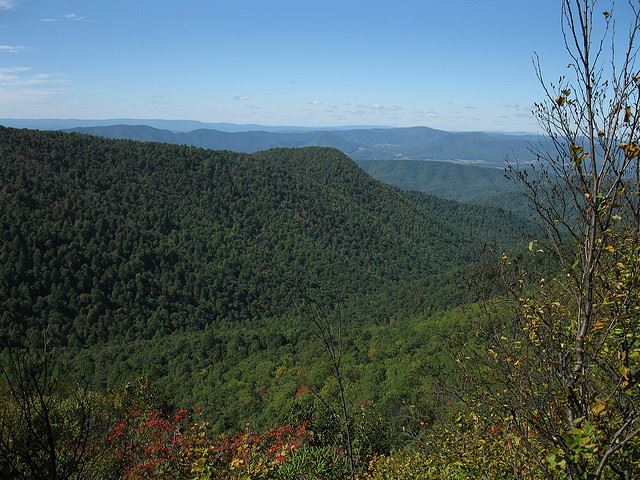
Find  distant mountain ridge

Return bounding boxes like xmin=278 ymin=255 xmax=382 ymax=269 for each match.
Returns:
xmin=0 ymin=118 xmax=388 ymax=133
xmin=64 ymin=124 xmax=543 ymax=165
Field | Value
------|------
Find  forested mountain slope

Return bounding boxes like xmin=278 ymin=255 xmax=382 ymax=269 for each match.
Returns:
xmin=356 ymin=159 xmax=520 ymax=202
xmin=0 ymin=127 xmax=533 ymax=350
xmin=355 ymin=159 xmax=536 ymax=217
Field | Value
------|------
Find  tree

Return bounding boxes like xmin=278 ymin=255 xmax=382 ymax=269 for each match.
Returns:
xmin=0 ymin=340 xmax=112 ymax=480
xmin=302 ymin=298 xmax=357 ymax=480
xmin=483 ymin=1 xmax=640 ymax=478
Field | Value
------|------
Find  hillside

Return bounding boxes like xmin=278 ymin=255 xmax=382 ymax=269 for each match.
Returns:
xmin=0 ymin=127 xmax=534 ymax=350
xmin=66 ymin=124 xmax=543 ymax=165
xmin=356 ymin=159 xmax=520 ymax=202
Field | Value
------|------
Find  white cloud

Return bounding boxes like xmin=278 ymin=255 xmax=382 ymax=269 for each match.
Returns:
xmin=504 ymin=103 xmax=533 ymax=115
xmin=411 ymin=109 xmax=439 ymax=119
xmin=233 ymin=95 xmax=250 ymax=101
xmin=308 ymin=99 xmax=323 ymax=106
xmin=0 ymin=67 xmax=68 ymax=106
xmin=0 ymin=68 xmax=65 ymax=87
xmin=0 ymin=66 xmax=30 ymax=82
xmin=64 ymin=13 xmax=85 ymax=21
xmin=0 ymin=44 xmax=27 ymax=53
xmin=0 ymin=0 xmax=15 ymax=11
xmin=40 ymin=13 xmax=87 ymax=22
xmin=355 ymin=103 xmax=403 ymax=113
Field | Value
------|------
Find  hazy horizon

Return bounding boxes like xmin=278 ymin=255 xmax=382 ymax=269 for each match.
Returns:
xmin=0 ymin=116 xmax=544 ymax=134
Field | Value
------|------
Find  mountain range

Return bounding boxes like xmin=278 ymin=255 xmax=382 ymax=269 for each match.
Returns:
xmin=0 ymin=118 xmax=388 ymax=133
xmin=58 ymin=124 xmax=544 ymax=165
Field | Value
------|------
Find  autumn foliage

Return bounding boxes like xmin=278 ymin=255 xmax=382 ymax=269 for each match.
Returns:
xmin=105 ymin=407 xmax=320 ymax=479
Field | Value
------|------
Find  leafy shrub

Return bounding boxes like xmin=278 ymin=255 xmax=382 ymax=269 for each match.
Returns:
xmin=362 ymin=412 xmax=549 ymax=480
xmin=275 ymin=445 xmax=350 ymax=480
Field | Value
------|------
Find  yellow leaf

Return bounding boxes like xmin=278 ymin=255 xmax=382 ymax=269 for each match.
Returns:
xmin=591 ymin=401 xmax=607 ymax=416
xmin=621 ymin=142 xmax=640 ymax=158
xmin=618 ymin=365 xmax=631 ymax=381
xmin=570 ymin=144 xmax=586 ymax=166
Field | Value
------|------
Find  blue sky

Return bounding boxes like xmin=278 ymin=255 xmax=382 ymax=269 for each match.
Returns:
xmin=0 ymin=0 xmax=616 ymax=131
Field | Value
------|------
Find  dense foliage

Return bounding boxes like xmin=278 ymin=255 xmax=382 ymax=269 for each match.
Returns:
xmin=0 ymin=363 xmax=549 ymax=480
xmin=0 ymin=127 xmax=532 ymax=351
xmin=2 ymin=127 xmax=606 ymax=479
xmin=356 ymin=159 xmax=520 ymax=203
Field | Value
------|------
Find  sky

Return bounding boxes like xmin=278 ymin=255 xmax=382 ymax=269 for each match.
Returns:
xmin=0 ymin=0 xmax=626 ymax=131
